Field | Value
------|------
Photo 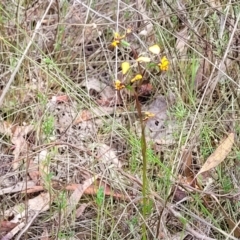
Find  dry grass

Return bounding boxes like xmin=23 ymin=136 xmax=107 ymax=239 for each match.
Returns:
xmin=0 ymin=0 xmax=240 ymax=239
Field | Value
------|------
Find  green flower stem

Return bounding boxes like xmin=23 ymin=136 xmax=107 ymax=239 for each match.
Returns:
xmin=134 ymin=91 xmax=148 ymax=240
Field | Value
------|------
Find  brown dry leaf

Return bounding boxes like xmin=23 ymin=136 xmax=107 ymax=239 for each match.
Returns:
xmin=211 ymin=194 xmax=240 ymax=237
xmin=24 ymin=180 xmax=128 ymax=200
xmin=173 ymin=150 xmax=195 ymax=202
xmin=194 ymin=59 xmax=205 ymax=91
xmin=65 ymin=175 xmax=99 ymax=219
xmin=197 ymin=133 xmax=234 ymax=177
xmin=0 ymin=221 xmax=18 ymax=233
xmin=98 ymin=143 xmax=122 ymax=168
xmin=86 ymin=181 xmax=127 ymax=200
xmin=23 ymin=185 xmax=45 ymax=194
xmin=74 ymin=107 xmax=115 ymax=125
xmin=4 ymin=192 xmax=50 ymax=222
xmin=80 ymin=78 xmax=121 ymax=107
xmin=28 ymin=160 xmax=39 ymax=184
xmin=0 ymin=181 xmax=36 ymax=195
xmin=76 ymin=203 xmax=89 ymax=218
xmin=145 ymin=95 xmax=176 ymax=144
xmin=175 ymin=27 xmax=189 ymax=55
xmin=74 ymin=109 xmax=93 ymax=124
xmin=172 ymin=186 xmax=188 ymax=202
xmin=11 ymin=125 xmax=34 ymax=170
xmin=28 ymin=193 xmax=50 ymax=212
xmin=222 ymin=211 xmax=240 ymax=238
xmin=181 ymin=149 xmax=199 ymax=188
xmin=145 ymin=96 xmax=167 ymax=132
xmin=182 ymin=149 xmax=193 ymax=178
xmin=51 ymin=95 xmax=69 ymax=103
xmin=65 ymin=181 xmax=127 ymax=200
xmin=3 ymin=193 xmax=50 ymax=239
xmin=1 ymin=222 xmax=25 ymax=240
xmin=28 ymin=150 xmax=48 ymax=183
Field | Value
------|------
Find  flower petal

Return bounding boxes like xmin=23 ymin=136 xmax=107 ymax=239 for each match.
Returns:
xmin=158 ymin=56 xmax=169 ymax=71
xmin=121 ymin=62 xmax=130 ymax=74
xmin=149 ymin=44 xmax=160 ymax=54
xmin=111 ymin=40 xmax=119 ymax=48
xmin=114 ymin=32 xmax=120 ymax=39
xmin=136 ymin=56 xmax=151 ymax=62
xmin=131 ymin=74 xmax=143 ymax=82
xmin=114 ymin=80 xmax=125 ymax=90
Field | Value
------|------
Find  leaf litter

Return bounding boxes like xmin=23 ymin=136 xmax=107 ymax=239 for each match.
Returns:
xmin=2 ymin=193 xmax=50 ymax=240
xmin=196 ymin=132 xmax=235 ymax=177
xmin=144 ymin=94 xmax=176 ymax=144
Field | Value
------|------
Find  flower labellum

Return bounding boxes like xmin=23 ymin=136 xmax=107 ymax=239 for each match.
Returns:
xmin=158 ymin=56 xmax=169 ymax=71
xmin=114 ymin=80 xmax=125 ymax=90
xmin=131 ymin=74 xmax=143 ymax=83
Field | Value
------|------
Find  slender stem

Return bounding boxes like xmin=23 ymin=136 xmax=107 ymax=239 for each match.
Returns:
xmin=134 ymin=90 xmax=148 ymax=240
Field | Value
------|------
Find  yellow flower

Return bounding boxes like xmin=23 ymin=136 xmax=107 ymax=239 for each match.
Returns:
xmin=143 ymin=112 xmax=155 ymax=121
xmin=131 ymin=74 xmax=143 ymax=83
xmin=114 ymin=32 xmax=125 ymax=40
xmin=158 ymin=56 xmax=169 ymax=71
xmin=114 ymin=80 xmax=125 ymax=90
xmin=111 ymin=40 xmax=120 ymax=48
xmin=114 ymin=32 xmax=120 ymax=39
xmin=145 ymin=112 xmax=155 ymax=117
xmin=121 ymin=62 xmax=130 ymax=75
xmin=111 ymin=32 xmax=126 ymax=48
